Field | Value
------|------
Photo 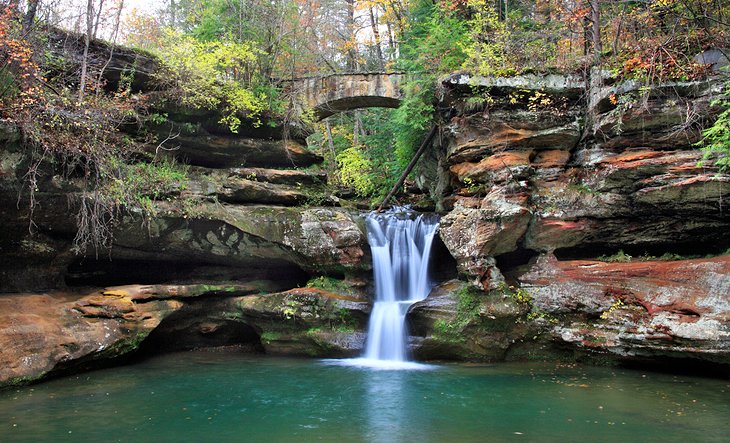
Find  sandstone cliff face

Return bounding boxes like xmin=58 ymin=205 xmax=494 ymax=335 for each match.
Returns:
xmin=1 ymin=66 xmax=728 ymax=387
xmin=411 ymin=72 xmax=729 ymax=368
xmin=0 ymin=285 xmax=369 ymax=386
xmin=0 ymin=43 xmax=373 ymax=387
xmin=521 ymin=255 xmax=730 ymax=363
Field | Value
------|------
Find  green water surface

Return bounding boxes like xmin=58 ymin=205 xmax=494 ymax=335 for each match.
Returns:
xmin=0 ymin=352 xmax=728 ymax=442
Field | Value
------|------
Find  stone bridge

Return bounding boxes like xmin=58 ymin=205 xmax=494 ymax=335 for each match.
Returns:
xmin=289 ymin=72 xmax=404 ymax=119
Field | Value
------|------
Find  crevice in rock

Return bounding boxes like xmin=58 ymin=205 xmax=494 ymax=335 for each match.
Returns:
xmin=66 ymin=258 xmax=199 ymax=286
xmin=137 ymin=297 xmax=265 ymax=356
xmin=617 ymin=357 xmax=730 ymax=380
xmin=553 ymin=240 xmax=730 ymax=261
xmin=64 ymin=257 xmax=310 ymax=289
xmin=429 ymin=234 xmax=458 ymax=283
xmin=495 ymin=248 xmax=540 ymax=282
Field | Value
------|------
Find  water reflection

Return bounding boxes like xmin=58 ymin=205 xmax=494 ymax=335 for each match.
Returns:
xmin=363 ymin=369 xmax=431 ymax=443
xmin=1 ymin=354 xmax=728 ymax=443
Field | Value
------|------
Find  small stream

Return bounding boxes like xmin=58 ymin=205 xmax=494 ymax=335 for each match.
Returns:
xmin=0 ymin=352 xmax=727 ymax=442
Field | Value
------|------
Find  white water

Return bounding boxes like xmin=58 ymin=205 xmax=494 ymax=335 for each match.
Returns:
xmin=356 ymin=209 xmax=439 ymax=366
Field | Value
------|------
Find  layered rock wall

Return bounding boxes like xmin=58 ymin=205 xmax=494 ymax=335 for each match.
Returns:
xmin=412 ymin=72 xmax=729 ymax=368
xmin=0 ymin=47 xmax=374 ymax=387
xmin=1 ymin=66 xmax=728 ymax=387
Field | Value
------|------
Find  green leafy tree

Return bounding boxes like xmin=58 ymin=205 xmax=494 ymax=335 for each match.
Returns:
xmin=392 ymin=0 xmax=468 ymax=166
xmin=156 ymin=30 xmax=266 ymax=132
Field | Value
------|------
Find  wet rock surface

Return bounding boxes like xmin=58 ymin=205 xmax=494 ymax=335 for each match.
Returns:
xmin=408 ymin=280 xmax=540 ymax=361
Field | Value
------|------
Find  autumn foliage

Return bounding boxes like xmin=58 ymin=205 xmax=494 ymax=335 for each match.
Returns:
xmin=0 ymin=6 xmax=43 ymax=113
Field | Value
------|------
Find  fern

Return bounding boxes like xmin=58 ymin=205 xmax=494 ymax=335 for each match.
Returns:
xmin=698 ymin=83 xmax=730 ymax=170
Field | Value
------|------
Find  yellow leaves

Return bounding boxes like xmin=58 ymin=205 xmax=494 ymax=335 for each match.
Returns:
xmin=355 ymin=0 xmax=385 ymax=12
xmin=651 ymin=0 xmax=678 ymax=10
xmin=461 ymin=0 xmax=513 ymax=76
xmin=527 ymin=91 xmax=552 ymax=111
xmin=337 ymin=146 xmax=374 ymax=197
xmin=505 ymin=89 xmax=557 ymax=112
xmin=329 ymin=124 xmax=355 ymax=144
xmin=157 ymin=31 xmax=266 ymax=132
xmin=102 ymin=289 xmax=131 ymax=298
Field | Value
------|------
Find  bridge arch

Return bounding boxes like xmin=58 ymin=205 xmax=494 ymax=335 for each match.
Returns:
xmin=291 ymin=72 xmax=403 ymax=119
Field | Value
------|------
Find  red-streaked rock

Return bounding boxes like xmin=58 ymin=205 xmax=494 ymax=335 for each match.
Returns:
xmin=525 ymin=218 xmax=592 ymax=251
xmin=445 ymin=112 xmax=580 ymax=164
xmin=0 ymin=289 xmax=177 ymax=387
xmin=521 ymin=254 xmax=730 ymax=362
xmin=533 ymin=149 xmax=571 ymax=169
xmin=450 ymin=151 xmax=532 ymax=183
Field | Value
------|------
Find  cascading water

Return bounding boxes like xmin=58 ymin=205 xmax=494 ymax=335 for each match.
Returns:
xmin=360 ymin=208 xmax=439 ymax=363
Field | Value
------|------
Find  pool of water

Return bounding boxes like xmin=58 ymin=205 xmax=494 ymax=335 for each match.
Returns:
xmin=1 ymin=352 xmax=728 ymax=442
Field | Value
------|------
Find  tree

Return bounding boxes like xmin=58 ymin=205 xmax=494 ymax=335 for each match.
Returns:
xmin=21 ymin=0 xmax=38 ymax=35
xmin=590 ymin=0 xmax=601 ymax=65
xmin=78 ymin=0 xmax=94 ymax=102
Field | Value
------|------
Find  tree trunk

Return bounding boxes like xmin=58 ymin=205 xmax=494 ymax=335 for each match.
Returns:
xmin=22 ymin=0 xmax=39 ymax=35
xmin=590 ymin=0 xmax=601 ymax=65
xmin=92 ymin=0 xmax=105 ymax=39
xmin=353 ymin=110 xmax=361 ymax=146
xmin=345 ymin=0 xmax=357 ymax=71
xmin=386 ymin=21 xmax=395 ymax=55
xmin=496 ymin=0 xmax=506 ymax=21
xmin=97 ymin=0 xmax=124 ymax=94
xmin=170 ymin=0 xmax=176 ymax=27
xmin=612 ymin=4 xmax=626 ymax=56
xmin=79 ymin=0 xmax=94 ymax=103
xmin=368 ymin=4 xmax=384 ymax=70
xmin=325 ymin=120 xmax=338 ymax=184
xmin=377 ymin=125 xmax=438 ymax=212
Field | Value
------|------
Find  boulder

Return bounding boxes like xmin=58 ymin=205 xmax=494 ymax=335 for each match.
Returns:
xmin=408 ymin=280 xmax=531 ymax=361
xmin=0 ymin=285 xmax=194 ymax=387
xmin=439 ymin=192 xmax=530 ymax=288
xmin=442 ymin=73 xmax=585 ymax=97
xmin=588 ymin=74 xmax=721 ymax=150
xmin=693 ymin=49 xmax=730 ymax=72
xmin=46 ymin=27 xmax=159 ymax=92
xmin=234 ymin=287 xmax=369 ymax=357
xmin=109 ymin=204 xmax=369 ymax=276
xmin=183 ymin=167 xmax=328 ymax=206
xmin=444 ymin=112 xmax=581 ymax=166
xmin=229 ymin=167 xmax=327 ymax=186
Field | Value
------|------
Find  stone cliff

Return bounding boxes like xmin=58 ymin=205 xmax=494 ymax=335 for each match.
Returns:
xmin=1 ymin=63 xmax=728 ymax=387
xmin=411 ymin=71 xmax=729 ymax=369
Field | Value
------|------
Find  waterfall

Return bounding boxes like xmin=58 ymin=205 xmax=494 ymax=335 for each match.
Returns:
xmin=361 ymin=208 xmax=439 ymax=362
